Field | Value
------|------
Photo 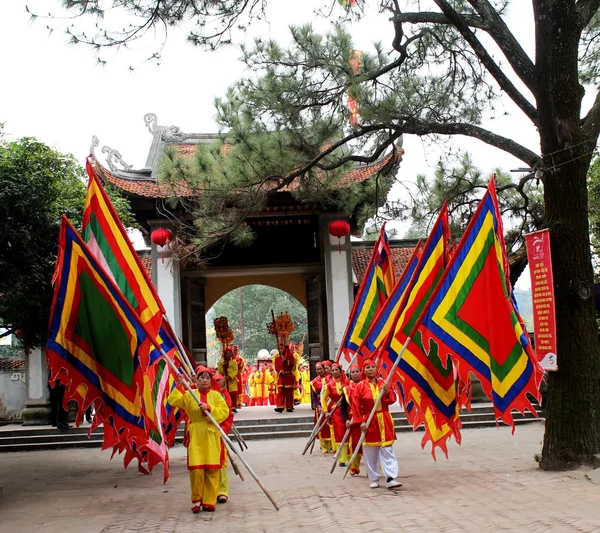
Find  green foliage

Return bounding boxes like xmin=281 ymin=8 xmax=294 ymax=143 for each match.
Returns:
xmin=403 ymin=153 xmax=544 ymax=258
xmin=587 ymin=155 xmax=600 ymax=275
xmin=206 ymin=285 xmax=307 ymax=366
xmin=0 ymin=136 xmax=135 ymax=348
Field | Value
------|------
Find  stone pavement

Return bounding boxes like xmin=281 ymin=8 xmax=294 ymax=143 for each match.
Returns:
xmin=1 ymin=423 xmax=599 ymax=533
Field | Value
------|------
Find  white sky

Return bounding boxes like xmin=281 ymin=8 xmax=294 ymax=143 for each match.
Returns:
xmin=0 ymin=1 xmax=539 ymax=288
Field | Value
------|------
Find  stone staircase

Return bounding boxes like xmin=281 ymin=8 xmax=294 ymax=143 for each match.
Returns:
xmin=0 ymin=403 xmax=543 ymax=452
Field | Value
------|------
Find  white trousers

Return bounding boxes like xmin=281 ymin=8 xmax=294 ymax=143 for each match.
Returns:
xmin=362 ymin=444 xmax=399 ymax=482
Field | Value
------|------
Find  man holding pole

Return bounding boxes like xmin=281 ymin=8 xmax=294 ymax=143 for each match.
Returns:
xmin=168 ymin=366 xmax=230 ymax=513
xmin=217 ymin=347 xmax=239 ymax=412
xmin=350 ymin=359 xmax=402 ymax=490
xmin=310 ymin=362 xmax=332 ymax=453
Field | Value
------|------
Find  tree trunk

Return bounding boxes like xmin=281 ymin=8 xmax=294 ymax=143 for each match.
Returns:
xmin=540 ymin=157 xmax=600 ymax=470
xmin=533 ymin=0 xmax=600 ymax=470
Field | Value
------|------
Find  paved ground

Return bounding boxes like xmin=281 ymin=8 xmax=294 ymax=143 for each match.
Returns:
xmin=1 ymin=423 xmax=599 ymax=532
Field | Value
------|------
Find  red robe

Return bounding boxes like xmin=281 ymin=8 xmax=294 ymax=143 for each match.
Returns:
xmin=310 ymin=376 xmax=331 ymax=440
xmin=343 ymin=381 xmax=363 ymax=455
xmin=350 ymin=378 xmax=397 ymax=447
xmin=322 ymin=377 xmax=347 ymax=445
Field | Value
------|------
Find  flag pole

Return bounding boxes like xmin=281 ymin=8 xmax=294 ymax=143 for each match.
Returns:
xmin=302 ymin=352 xmax=358 ymax=454
xmin=330 ymin=424 xmax=352 ymax=474
xmin=343 ymin=336 xmax=411 ymax=480
xmin=302 ymin=395 xmax=343 ymax=455
xmin=161 ymin=351 xmax=279 ymax=511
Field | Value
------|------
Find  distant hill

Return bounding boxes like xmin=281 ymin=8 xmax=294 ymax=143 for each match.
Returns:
xmin=513 ymin=288 xmax=533 ymax=330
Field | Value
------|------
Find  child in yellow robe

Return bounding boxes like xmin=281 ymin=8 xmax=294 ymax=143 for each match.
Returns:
xmin=167 ymin=366 xmax=229 ymax=513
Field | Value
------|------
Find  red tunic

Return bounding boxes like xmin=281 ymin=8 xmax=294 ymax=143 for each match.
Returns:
xmin=343 ymin=381 xmax=363 ymax=455
xmin=350 ymin=378 xmax=397 ymax=447
xmin=322 ymin=378 xmax=347 ymax=445
xmin=220 ymin=389 xmax=234 ymax=436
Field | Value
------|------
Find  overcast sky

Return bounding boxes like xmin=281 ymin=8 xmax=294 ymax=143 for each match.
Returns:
xmin=1 ymin=1 xmax=540 ymax=287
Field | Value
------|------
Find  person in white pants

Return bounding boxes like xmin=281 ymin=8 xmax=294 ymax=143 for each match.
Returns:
xmin=350 ymin=359 xmax=402 ymax=490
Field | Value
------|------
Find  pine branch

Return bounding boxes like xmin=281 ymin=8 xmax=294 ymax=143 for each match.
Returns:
xmin=467 ymin=0 xmax=537 ymax=94
xmin=432 ymin=0 xmax=538 ymax=124
xmin=399 ymin=119 xmax=541 ymax=166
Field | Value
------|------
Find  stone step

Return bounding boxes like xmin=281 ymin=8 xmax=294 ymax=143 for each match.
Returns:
xmin=0 ymin=405 xmax=543 ymax=452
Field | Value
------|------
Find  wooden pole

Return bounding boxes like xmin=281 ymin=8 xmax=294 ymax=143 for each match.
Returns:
xmin=330 ymin=424 xmax=352 ymax=474
xmin=343 ymin=336 xmax=411 ymax=480
xmin=302 ymin=396 xmax=343 ymax=455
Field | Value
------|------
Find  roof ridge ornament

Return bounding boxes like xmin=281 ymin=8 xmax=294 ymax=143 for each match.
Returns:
xmin=90 ymin=135 xmax=99 ymax=161
xmin=102 ymin=145 xmax=133 ymax=173
xmin=144 ymin=112 xmax=190 ymax=143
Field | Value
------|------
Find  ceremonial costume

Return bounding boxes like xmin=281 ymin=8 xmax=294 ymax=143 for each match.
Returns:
xmin=167 ymin=378 xmax=229 ymax=511
xmin=340 ymin=364 xmax=363 ymax=475
xmin=217 ymin=353 xmax=239 ymax=410
xmin=252 ymin=367 xmax=273 ymax=406
xmin=321 ymin=363 xmax=349 ymax=465
xmin=248 ymin=369 xmax=258 ymax=406
xmin=233 ymin=348 xmax=246 ymax=408
xmin=267 ymin=366 xmax=277 ymax=406
xmin=300 ymin=366 xmax=311 ymax=404
xmin=350 ymin=360 xmax=401 ymax=489
xmin=273 ymin=345 xmax=297 ymax=412
xmin=310 ymin=369 xmax=332 ymax=453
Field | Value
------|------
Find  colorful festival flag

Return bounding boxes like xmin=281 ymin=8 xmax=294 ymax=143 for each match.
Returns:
xmin=380 ymin=204 xmax=462 ymax=456
xmin=420 ymin=180 xmax=544 ymax=428
xmin=337 ymin=224 xmax=395 ymax=363
xmin=46 ymin=217 xmax=153 ymax=448
xmin=355 ymin=241 xmax=423 ymax=361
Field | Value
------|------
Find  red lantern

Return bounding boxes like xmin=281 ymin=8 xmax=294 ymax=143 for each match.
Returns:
xmin=328 ymin=219 xmax=350 ymax=253
xmin=151 ymin=228 xmax=173 ymax=263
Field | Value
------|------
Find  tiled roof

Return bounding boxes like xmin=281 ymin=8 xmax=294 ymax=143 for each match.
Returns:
xmin=96 ymin=163 xmax=195 ymax=198
xmin=97 ymin=148 xmax=403 ymax=199
xmin=351 ymin=246 xmax=416 ymax=285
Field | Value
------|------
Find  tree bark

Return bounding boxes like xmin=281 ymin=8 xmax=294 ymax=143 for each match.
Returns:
xmin=534 ymin=0 xmax=600 ymax=470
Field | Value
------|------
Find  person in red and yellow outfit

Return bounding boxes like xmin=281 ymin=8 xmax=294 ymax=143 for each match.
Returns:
xmin=350 ymin=359 xmax=402 ymax=490
xmin=167 ymin=366 xmax=230 ymax=513
xmin=232 ymin=346 xmax=246 ymax=409
xmin=217 ymin=348 xmax=239 ymax=412
xmin=322 ymin=362 xmax=349 ymax=467
xmin=310 ymin=362 xmax=332 ymax=453
xmin=267 ymin=364 xmax=277 ymax=406
xmin=340 ymin=363 xmax=363 ymax=476
xmin=273 ymin=344 xmax=297 ymax=412
xmin=252 ymin=363 xmax=273 ymax=406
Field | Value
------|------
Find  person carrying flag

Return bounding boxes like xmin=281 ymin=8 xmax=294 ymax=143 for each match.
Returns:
xmin=322 ymin=362 xmax=350 ymax=467
xmin=350 ymin=359 xmax=402 ymax=490
xmin=167 ymin=366 xmax=230 ymax=513
xmin=340 ymin=363 xmax=363 ymax=476
xmin=310 ymin=362 xmax=332 ymax=453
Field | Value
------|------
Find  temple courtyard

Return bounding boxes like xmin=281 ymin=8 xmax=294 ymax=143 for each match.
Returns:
xmin=1 ymin=422 xmax=599 ymax=532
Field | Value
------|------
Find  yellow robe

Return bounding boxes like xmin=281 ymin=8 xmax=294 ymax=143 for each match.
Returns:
xmin=167 ymin=388 xmax=229 ymax=469
xmin=217 ymin=359 xmax=239 ymax=393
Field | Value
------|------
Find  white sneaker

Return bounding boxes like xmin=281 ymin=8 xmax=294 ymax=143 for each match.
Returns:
xmin=369 ymin=480 xmax=379 ymax=489
xmin=386 ymin=479 xmax=402 ymax=489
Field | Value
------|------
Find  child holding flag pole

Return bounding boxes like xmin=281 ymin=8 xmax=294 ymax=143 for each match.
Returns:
xmin=161 ymin=352 xmax=280 ymax=511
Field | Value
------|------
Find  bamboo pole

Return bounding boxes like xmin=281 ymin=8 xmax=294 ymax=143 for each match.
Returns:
xmin=343 ymin=337 xmax=411 ymax=480
xmin=302 ymin=396 xmax=343 ymax=455
xmin=330 ymin=424 xmax=352 ymax=474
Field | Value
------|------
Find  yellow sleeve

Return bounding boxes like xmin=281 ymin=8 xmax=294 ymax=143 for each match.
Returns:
xmin=321 ymin=384 xmax=330 ymax=412
xmin=167 ymin=387 xmax=186 ymax=410
xmin=227 ymin=360 xmax=238 ymax=380
xmin=208 ymin=390 xmax=230 ymax=424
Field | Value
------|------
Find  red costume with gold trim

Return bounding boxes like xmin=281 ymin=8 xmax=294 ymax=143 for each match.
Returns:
xmin=350 ymin=377 xmax=397 ymax=446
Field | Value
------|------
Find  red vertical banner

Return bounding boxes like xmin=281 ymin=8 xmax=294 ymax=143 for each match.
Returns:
xmin=525 ymin=229 xmax=558 ymax=371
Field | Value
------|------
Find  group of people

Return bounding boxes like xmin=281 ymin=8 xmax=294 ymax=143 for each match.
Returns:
xmin=246 ymin=355 xmax=311 ymax=407
xmin=168 ymin=350 xmax=401 ymax=514
xmin=311 ymin=358 xmax=402 ymax=490
xmin=215 ymin=344 xmax=311 ymax=412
